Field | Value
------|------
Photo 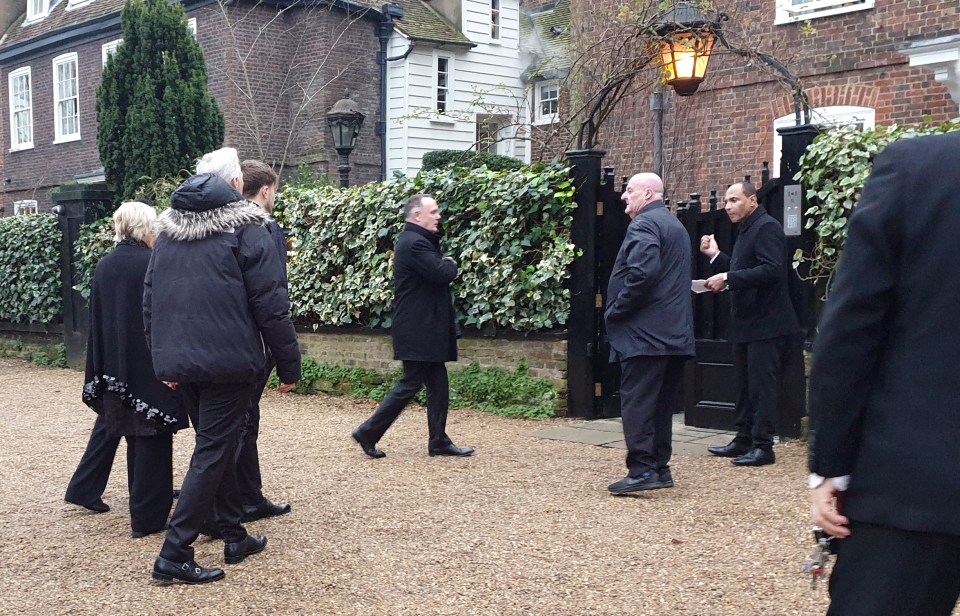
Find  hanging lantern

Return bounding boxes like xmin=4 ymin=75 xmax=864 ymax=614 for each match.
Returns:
xmin=659 ymin=30 xmax=716 ymax=96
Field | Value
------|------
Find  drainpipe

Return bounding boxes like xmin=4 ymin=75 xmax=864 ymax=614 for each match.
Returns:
xmin=377 ymin=4 xmax=411 ymax=180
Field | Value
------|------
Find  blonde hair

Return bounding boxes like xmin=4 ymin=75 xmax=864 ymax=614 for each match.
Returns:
xmin=113 ymin=201 xmax=157 ymax=243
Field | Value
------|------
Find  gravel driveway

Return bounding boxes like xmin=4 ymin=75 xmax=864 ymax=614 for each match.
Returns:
xmin=0 ymin=359 xmax=830 ymax=615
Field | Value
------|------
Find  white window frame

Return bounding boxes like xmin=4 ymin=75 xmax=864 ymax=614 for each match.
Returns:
xmin=14 ymin=200 xmax=39 ymax=215
xmin=25 ymin=0 xmax=50 ymax=22
xmin=490 ymin=0 xmax=501 ymax=42
xmin=435 ymin=53 xmax=453 ymax=115
xmin=533 ymin=80 xmax=559 ymax=125
xmin=52 ymin=52 xmax=81 ymax=144
xmin=102 ymin=38 xmax=121 ymax=67
xmin=772 ymin=105 xmax=875 ymax=177
xmin=775 ymin=0 xmax=874 ymax=25
xmin=187 ymin=17 xmax=197 ymax=37
xmin=67 ymin=0 xmax=97 ymax=10
xmin=8 ymin=67 xmax=34 ymax=152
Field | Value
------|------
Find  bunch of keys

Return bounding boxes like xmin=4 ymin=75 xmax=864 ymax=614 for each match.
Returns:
xmin=802 ymin=527 xmax=836 ymax=590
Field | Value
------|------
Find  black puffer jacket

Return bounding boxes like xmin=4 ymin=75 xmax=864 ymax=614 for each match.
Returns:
xmin=144 ymin=173 xmax=301 ymax=385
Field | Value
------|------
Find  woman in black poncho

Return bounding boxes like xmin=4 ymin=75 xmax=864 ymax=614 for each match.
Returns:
xmin=65 ymin=201 xmax=186 ymax=538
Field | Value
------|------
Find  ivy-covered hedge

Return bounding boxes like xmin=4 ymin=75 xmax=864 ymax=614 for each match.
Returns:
xmin=421 ymin=150 xmax=525 ymax=172
xmin=0 ymin=214 xmax=62 ymax=323
xmin=795 ymin=119 xmax=960 ymax=290
xmin=277 ymin=162 xmax=577 ymax=332
xmin=73 ymin=163 xmax=577 ymax=334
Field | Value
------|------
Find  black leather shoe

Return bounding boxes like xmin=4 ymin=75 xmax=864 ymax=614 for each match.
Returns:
xmin=708 ymin=439 xmax=752 ymax=458
xmin=152 ymin=557 xmax=224 ymax=584
xmin=658 ymin=467 xmax=674 ymax=489
xmin=428 ymin=444 xmax=475 ymax=457
xmin=199 ymin=521 xmax=223 ymax=540
xmin=224 ymin=534 xmax=267 ymax=565
xmin=65 ymin=497 xmax=109 ymax=513
xmin=132 ymin=525 xmax=167 ymax=539
xmin=351 ymin=429 xmax=386 ymax=459
xmin=608 ymin=469 xmax=664 ymax=494
xmin=732 ymin=448 xmax=776 ymax=467
xmin=241 ymin=499 xmax=291 ymax=523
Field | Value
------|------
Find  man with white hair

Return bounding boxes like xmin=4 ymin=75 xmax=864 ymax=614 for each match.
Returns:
xmin=146 ymin=147 xmax=301 ymax=584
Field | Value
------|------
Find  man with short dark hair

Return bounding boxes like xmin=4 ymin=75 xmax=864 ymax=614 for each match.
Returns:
xmin=350 ymin=193 xmax=473 ymax=459
xmin=700 ymin=181 xmax=799 ymax=467
xmin=146 ymin=147 xmax=301 ymax=584
xmin=232 ymin=159 xmax=291 ymax=524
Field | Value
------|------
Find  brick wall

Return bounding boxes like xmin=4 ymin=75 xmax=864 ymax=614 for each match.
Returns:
xmin=297 ymin=330 xmax=568 ymax=384
xmin=0 ymin=2 xmax=382 ymax=213
xmin=553 ymin=0 xmax=959 ymax=199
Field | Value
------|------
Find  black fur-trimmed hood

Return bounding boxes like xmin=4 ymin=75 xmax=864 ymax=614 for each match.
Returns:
xmin=158 ymin=200 xmax=271 ymax=241
xmin=159 ymin=172 xmax=271 ymax=241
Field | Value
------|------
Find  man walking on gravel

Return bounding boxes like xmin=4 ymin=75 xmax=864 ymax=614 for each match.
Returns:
xmin=145 ymin=147 xmax=301 ymax=584
xmin=604 ymin=173 xmax=694 ymax=494
xmin=351 ymin=194 xmax=473 ymax=459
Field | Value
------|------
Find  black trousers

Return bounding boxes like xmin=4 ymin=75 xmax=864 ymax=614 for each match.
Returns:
xmin=732 ymin=336 xmax=787 ymax=449
xmin=236 ymin=368 xmax=271 ymax=507
xmin=160 ymin=382 xmax=255 ymax=562
xmin=126 ymin=433 xmax=174 ymax=535
xmin=619 ymin=356 xmax=685 ymax=477
xmin=65 ymin=413 xmax=119 ymax=506
xmin=827 ymin=521 xmax=960 ymax=616
xmin=354 ymin=360 xmax=453 ymax=449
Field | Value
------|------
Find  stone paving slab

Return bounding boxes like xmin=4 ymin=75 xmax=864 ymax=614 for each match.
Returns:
xmin=526 ymin=425 xmax=623 ymax=446
xmin=530 ymin=414 xmax=736 ymax=457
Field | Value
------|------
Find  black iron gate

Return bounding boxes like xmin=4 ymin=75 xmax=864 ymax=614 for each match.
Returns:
xmin=565 ymin=125 xmax=819 ymax=439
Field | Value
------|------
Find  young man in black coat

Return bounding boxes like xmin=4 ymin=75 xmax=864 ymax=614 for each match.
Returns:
xmin=700 ymin=181 xmax=799 ymax=467
xmin=604 ymin=173 xmax=695 ymax=494
xmin=145 ymin=147 xmax=301 ymax=585
xmin=351 ymin=194 xmax=473 ymax=459
xmin=809 ymin=131 xmax=960 ymax=615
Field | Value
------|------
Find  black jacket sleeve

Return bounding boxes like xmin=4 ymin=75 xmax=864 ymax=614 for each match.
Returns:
xmin=726 ymin=222 xmax=785 ymax=290
xmin=237 ymin=225 xmax=302 ymax=385
xmin=605 ymin=218 xmax=661 ymax=322
xmin=409 ymin=238 xmax=457 ymax=285
xmin=808 ymin=144 xmax=902 ymax=477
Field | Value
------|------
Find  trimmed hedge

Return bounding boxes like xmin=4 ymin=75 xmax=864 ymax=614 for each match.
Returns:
xmin=421 ymin=150 xmax=525 ymax=172
xmin=0 ymin=214 xmax=62 ymax=324
xmin=277 ymin=162 xmax=577 ymax=332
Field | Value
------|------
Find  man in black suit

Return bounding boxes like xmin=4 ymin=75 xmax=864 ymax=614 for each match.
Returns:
xmin=809 ymin=132 xmax=960 ymax=615
xmin=351 ymin=194 xmax=473 ymax=459
xmin=605 ymin=173 xmax=694 ymax=494
xmin=700 ymin=181 xmax=799 ymax=467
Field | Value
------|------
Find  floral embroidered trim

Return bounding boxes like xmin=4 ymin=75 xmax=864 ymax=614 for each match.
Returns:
xmin=82 ymin=374 xmax=178 ymax=427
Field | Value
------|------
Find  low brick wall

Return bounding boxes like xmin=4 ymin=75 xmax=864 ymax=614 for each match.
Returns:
xmin=297 ymin=330 xmax=567 ymax=384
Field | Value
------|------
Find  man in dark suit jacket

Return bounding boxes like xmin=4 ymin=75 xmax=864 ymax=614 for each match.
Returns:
xmin=700 ymin=181 xmax=799 ymax=467
xmin=605 ymin=173 xmax=694 ymax=494
xmin=809 ymin=132 xmax=960 ymax=615
xmin=351 ymin=194 xmax=473 ymax=459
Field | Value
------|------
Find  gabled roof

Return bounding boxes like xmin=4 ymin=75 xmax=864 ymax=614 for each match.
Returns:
xmin=520 ymin=0 xmax=569 ymax=80
xmin=0 ymin=0 xmax=384 ymax=63
xmin=390 ymin=0 xmax=473 ymax=48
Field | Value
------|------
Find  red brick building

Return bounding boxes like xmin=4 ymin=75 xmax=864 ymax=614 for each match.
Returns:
xmin=532 ymin=0 xmax=960 ymax=200
xmin=0 ymin=0 xmax=384 ymax=211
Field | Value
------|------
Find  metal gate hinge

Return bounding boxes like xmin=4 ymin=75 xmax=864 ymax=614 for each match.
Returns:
xmin=595 ymin=383 xmax=602 ymax=397
xmin=597 ymin=201 xmax=604 ymax=216
xmin=595 ymin=293 xmax=603 ymax=308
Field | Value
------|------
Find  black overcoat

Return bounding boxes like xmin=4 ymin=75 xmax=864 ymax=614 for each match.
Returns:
xmin=83 ymin=241 xmax=186 ymax=433
xmin=391 ymin=222 xmax=458 ymax=363
xmin=604 ymin=201 xmax=695 ymax=360
xmin=710 ymin=207 xmax=799 ymax=343
xmin=809 ymin=131 xmax=960 ymax=536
